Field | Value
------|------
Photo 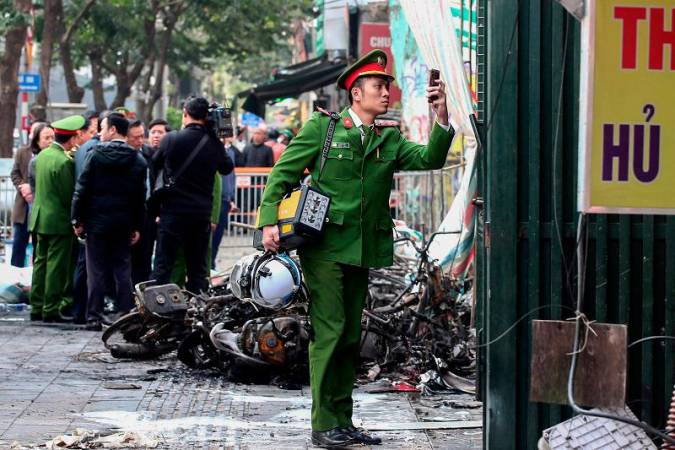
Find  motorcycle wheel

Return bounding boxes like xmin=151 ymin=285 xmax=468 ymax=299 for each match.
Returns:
xmin=102 ymin=312 xmax=178 ymax=359
xmin=102 ymin=312 xmax=145 ymax=347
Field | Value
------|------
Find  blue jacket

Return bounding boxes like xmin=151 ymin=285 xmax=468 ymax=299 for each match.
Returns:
xmin=222 ymin=146 xmax=237 ymax=202
xmin=74 ymin=135 xmax=100 ymax=181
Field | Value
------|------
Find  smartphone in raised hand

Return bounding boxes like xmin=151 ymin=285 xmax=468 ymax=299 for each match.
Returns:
xmin=428 ymin=69 xmax=440 ymax=103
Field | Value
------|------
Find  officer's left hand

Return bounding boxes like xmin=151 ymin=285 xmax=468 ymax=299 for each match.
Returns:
xmin=262 ymin=225 xmax=280 ymax=253
xmin=426 ymin=79 xmax=449 ymax=126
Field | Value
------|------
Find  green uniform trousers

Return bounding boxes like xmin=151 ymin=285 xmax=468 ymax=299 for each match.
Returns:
xmin=300 ymin=254 xmax=370 ymax=431
xmin=31 ymin=233 xmax=75 ymax=318
xmin=170 ymin=238 xmax=213 ymax=288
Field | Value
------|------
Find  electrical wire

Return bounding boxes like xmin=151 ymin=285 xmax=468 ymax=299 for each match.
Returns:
xmin=627 ymin=335 xmax=675 ymax=349
xmin=551 ymin=17 xmax=579 ymax=306
xmin=472 ymin=304 xmax=575 ymax=349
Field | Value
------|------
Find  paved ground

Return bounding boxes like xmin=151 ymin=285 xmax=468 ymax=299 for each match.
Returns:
xmin=213 ymin=236 xmax=255 ymax=274
xmin=0 ymin=320 xmax=482 ymax=449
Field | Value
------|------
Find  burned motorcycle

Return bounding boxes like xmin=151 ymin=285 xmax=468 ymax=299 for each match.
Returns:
xmin=103 ymin=280 xmax=230 ymax=359
xmin=360 ymin=231 xmax=476 ymax=381
xmin=177 ymin=252 xmax=312 ymax=381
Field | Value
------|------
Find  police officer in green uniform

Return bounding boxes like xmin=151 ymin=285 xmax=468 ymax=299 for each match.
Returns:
xmin=30 ymin=115 xmax=83 ymax=322
xmin=258 ymin=50 xmax=454 ymax=448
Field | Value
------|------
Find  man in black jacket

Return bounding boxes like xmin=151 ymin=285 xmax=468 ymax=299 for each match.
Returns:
xmin=71 ymin=112 xmax=147 ymax=331
xmin=151 ymin=97 xmax=234 ymax=293
xmin=243 ymin=127 xmax=274 ymax=167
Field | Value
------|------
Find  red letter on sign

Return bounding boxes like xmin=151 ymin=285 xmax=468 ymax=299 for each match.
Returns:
xmin=649 ymin=8 xmax=675 ymax=70
xmin=614 ymin=7 xmax=647 ymax=69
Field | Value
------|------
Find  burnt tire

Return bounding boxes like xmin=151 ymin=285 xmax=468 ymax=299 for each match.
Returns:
xmin=102 ymin=312 xmax=146 ymax=348
xmin=102 ymin=312 xmax=179 ymax=359
xmin=177 ymin=329 xmax=220 ymax=369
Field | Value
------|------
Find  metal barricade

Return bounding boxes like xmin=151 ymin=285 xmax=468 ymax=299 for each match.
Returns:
xmin=391 ymin=163 xmax=466 ymax=234
xmin=223 ymin=168 xmax=271 ymax=248
xmin=0 ymin=176 xmax=16 ymax=240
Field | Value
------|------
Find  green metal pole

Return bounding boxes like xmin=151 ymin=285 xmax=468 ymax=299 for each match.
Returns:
xmin=485 ymin=0 xmax=519 ymax=448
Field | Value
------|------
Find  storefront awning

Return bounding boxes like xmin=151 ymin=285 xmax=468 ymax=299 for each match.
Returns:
xmin=237 ymin=57 xmax=347 ymax=117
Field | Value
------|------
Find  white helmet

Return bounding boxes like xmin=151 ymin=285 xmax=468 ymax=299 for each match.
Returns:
xmin=229 ymin=252 xmax=302 ymax=310
xmin=229 ymin=254 xmax=257 ymax=301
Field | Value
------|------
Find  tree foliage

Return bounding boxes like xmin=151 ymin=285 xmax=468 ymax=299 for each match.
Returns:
xmin=0 ymin=0 xmax=29 ymax=36
xmin=0 ymin=0 xmax=31 ymax=157
xmin=59 ymin=0 xmax=313 ymax=118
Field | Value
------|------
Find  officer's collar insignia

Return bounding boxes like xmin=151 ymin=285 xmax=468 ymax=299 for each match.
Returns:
xmin=343 ymin=117 xmax=353 ymax=128
xmin=374 ymin=127 xmax=382 ymax=136
xmin=375 ymin=119 xmax=399 ymax=128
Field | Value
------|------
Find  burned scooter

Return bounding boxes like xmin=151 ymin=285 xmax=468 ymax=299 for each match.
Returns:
xmin=103 ymin=280 xmax=230 ymax=359
xmin=177 ymin=252 xmax=312 ymax=382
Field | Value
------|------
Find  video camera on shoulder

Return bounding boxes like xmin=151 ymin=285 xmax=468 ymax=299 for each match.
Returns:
xmin=207 ymin=102 xmax=234 ymax=138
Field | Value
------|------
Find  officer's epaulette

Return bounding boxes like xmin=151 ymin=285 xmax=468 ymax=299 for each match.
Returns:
xmin=374 ymin=119 xmax=399 ymax=128
xmin=314 ymin=106 xmax=340 ymax=121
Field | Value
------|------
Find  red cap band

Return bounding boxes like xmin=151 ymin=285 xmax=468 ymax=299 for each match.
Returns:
xmin=53 ymin=128 xmax=79 ymax=136
xmin=344 ymin=62 xmax=388 ymax=91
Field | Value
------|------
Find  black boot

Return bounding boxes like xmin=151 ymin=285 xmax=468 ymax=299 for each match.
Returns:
xmin=84 ymin=320 xmax=102 ymax=331
xmin=311 ymin=427 xmax=356 ymax=448
xmin=342 ymin=426 xmax=382 ymax=445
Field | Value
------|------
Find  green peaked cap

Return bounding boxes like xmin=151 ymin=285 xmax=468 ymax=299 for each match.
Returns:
xmin=337 ymin=49 xmax=395 ymax=91
xmin=52 ymin=115 xmax=86 ymax=135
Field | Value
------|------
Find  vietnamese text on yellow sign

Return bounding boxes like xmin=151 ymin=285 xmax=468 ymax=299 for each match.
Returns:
xmin=581 ymin=0 xmax=675 ymax=214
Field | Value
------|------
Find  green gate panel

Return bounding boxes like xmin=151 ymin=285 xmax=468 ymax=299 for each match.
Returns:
xmin=477 ymin=1 xmax=675 ymax=448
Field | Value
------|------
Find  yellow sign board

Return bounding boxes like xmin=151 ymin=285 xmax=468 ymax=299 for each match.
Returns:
xmin=579 ymin=0 xmax=675 ymax=214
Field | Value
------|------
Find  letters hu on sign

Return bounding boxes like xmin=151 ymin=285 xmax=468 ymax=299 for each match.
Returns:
xmin=602 ymin=105 xmax=660 ymax=183
xmin=578 ymin=1 xmax=675 ymax=214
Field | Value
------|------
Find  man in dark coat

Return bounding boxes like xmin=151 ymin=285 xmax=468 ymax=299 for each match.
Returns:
xmin=151 ymin=96 xmax=234 ymax=293
xmin=243 ymin=127 xmax=274 ymax=167
xmin=71 ymin=111 xmax=109 ymax=324
xmin=71 ymin=112 xmax=147 ymax=331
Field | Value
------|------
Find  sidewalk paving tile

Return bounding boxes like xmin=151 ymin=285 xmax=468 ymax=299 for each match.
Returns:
xmin=0 ymin=318 xmax=482 ymax=449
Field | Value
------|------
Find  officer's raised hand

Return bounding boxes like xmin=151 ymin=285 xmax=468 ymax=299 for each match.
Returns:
xmin=427 ymin=79 xmax=449 ymax=126
xmin=262 ymin=225 xmax=280 ymax=253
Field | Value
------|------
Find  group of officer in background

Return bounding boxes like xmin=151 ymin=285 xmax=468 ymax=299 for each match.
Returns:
xmin=10 ymin=96 xmax=238 ymax=331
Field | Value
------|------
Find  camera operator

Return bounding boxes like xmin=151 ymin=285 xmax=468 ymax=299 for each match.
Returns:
xmin=151 ymin=96 xmax=234 ymax=293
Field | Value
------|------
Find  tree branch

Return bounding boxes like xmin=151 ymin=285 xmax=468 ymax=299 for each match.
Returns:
xmin=99 ymin=56 xmax=117 ymax=75
xmin=61 ymin=0 xmax=96 ymax=46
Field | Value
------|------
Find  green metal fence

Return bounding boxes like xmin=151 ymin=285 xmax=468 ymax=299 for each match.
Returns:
xmin=477 ymin=1 xmax=675 ymax=448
